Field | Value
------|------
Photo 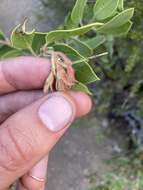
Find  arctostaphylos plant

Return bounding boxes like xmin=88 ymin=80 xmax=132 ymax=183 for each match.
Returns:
xmin=0 ymin=0 xmax=134 ymax=95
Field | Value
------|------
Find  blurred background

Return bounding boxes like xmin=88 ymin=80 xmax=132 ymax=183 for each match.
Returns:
xmin=0 ymin=0 xmax=143 ymax=189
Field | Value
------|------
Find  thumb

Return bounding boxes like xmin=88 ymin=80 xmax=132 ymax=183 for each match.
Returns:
xmin=0 ymin=92 xmax=91 ymax=189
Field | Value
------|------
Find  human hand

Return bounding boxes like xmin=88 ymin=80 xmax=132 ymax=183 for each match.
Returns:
xmin=0 ymin=57 xmax=92 ymax=190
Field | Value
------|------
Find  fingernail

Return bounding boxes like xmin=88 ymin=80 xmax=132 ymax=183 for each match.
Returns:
xmin=38 ymin=95 xmax=75 ymax=132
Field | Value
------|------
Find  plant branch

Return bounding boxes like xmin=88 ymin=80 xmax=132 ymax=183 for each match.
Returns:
xmin=0 ymin=40 xmax=11 ymax=46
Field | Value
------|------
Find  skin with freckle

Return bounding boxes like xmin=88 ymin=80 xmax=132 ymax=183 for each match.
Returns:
xmin=0 ymin=91 xmax=43 ymax=123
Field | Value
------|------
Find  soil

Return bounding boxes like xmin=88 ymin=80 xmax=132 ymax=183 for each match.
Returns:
xmin=47 ymin=117 xmax=120 ymax=190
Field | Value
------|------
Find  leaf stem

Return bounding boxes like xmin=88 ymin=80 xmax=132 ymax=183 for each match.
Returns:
xmin=73 ymin=52 xmax=108 ymax=64
xmin=94 ymin=52 xmax=108 ymax=58
xmin=0 ymin=40 xmax=11 ymax=46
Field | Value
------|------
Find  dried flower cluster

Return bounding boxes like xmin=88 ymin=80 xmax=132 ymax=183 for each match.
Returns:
xmin=43 ymin=50 xmax=76 ymax=93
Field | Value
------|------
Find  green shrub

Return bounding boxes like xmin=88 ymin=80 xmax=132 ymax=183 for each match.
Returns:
xmin=89 ymin=155 xmax=143 ymax=190
xmin=93 ymin=0 xmax=143 ymax=151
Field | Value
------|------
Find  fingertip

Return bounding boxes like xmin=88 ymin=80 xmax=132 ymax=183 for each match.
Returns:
xmin=16 ymin=182 xmax=27 ymax=190
xmin=67 ymin=91 xmax=92 ymax=117
xmin=20 ymin=175 xmax=45 ymax=190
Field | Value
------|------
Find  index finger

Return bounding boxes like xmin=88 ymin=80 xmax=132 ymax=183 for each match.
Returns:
xmin=0 ymin=56 xmax=51 ymax=94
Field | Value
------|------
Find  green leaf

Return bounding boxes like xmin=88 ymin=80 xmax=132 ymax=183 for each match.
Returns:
xmin=69 ymin=38 xmax=93 ymax=57
xmin=118 ymin=0 xmax=124 ymax=11
xmin=96 ymin=8 xmax=134 ymax=34
xmin=0 ymin=44 xmax=23 ymax=59
xmin=1 ymin=49 xmax=23 ymax=59
xmin=0 ymin=31 xmax=5 ymax=40
xmin=105 ymin=36 xmax=114 ymax=58
xmin=53 ymin=43 xmax=84 ymax=61
xmin=64 ymin=12 xmax=75 ymax=29
xmin=73 ymin=61 xmax=100 ymax=84
xmin=98 ymin=21 xmax=132 ymax=36
xmin=83 ymin=3 xmax=94 ymax=22
xmin=84 ymin=35 xmax=106 ymax=49
xmin=93 ymin=0 xmax=119 ymax=20
xmin=0 ymin=45 xmax=13 ymax=58
xmin=71 ymin=0 xmax=87 ymax=25
xmin=0 ymin=31 xmax=6 ymax=48
xmin=72 ymin=81 xmax=92 ymax=95
xmin=46 ymin=23 xmax=103 ymax=44
xmin=10 ymin=24 xmax=35 ymax=49
xmin=32 ymin=33 xmax=46 ymax=54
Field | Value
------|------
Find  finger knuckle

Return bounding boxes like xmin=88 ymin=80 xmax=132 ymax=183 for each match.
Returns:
xmin=0 ymin=125 xmax=33 ymax=172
